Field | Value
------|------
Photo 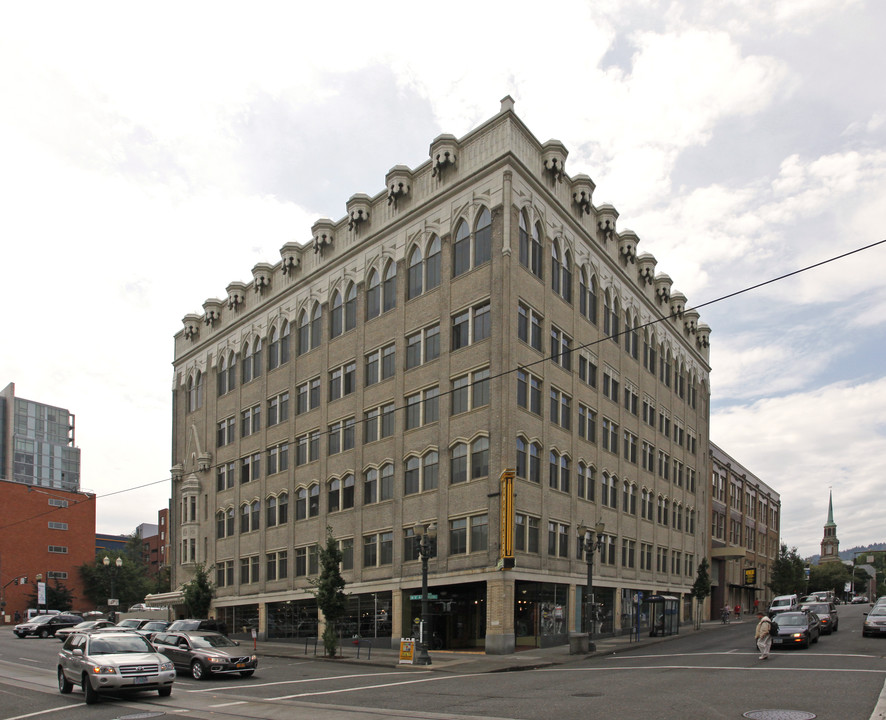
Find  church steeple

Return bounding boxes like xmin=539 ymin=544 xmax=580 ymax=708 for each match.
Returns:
xmin=820 ymin=489 xmax=840 ymax=563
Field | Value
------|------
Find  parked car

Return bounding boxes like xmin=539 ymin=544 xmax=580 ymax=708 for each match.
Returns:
xmin=136 ymin=621 xmax=170 ymax=641
xmin=151 ymin=631 xmax=257 ymax=679
xmin=14 ymin=613 xmax=83 ymax=638
xmin=851 ymin=596 xmax=869 ymax=604
xmin=768 ymin=594 xmax=799 ymax=617
xmin=55 ymin=620 xmax=117 ymax=642
xmin=116 ymin=618 xmax=152 ymax=630
xmin=862 ymin=606 xmax=886 ymax=637
xmin=167 ymin=618 xmax=225 ymax=633
xmin=800 ymin=601 xmax=838 ymax=634
xmin=770 ymin=611 xmax=820 ymax=649
xmin=57 ymin=630 xmax=175 ymax=704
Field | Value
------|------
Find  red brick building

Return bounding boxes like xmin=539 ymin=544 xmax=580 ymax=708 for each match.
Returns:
xmin=0 ymin=480 xmax=96 ymax=622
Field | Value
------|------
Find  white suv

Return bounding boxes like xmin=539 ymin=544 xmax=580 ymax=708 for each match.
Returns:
xmin=768 ymin=594 xmax=799 ymax=617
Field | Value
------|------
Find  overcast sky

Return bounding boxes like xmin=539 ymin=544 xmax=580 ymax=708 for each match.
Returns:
xmin=2 ymin=1 xmax=884 ymax=559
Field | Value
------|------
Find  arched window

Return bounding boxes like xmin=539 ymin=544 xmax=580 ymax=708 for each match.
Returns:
xmin=471 ymin=436 xmax=489 ymax=480
xmin=345 ymin=283 xmax=357 ymax=331
xmin=217 ymin=351 xmax=236 ymax=396
xmin=309 ymin=484 xmax=320 ymax=517
xmin=243 ymin=337 xmax=262 ymax=383
xmin=382 ymin=261 xmax=396 ymax=313
xmin=451 ymin=442 xmax=468 ymax=484
xmin=268 ymin=321 xmax=290 ymax=370
xmin=216 ymin=510 xmax=225 ymax=539
xmin=423 ymin=451 xmax=438 ymax=490
xmin=407 ymin=246 xmax=423 ymax=300
xmin=278 ymin=492 xmax=288 ymax=524
xmin=310 ymin=303 xmax=322 ymax=348
xmin=425 ymin=235 xmax=441 ymax=292
xmin=516 ymin=436 xmax=526 ymax=478
xmin=531 ymin=222 xmax=543 ymax=278
xmin=644 ymin=329 xmax=657 ymax=373
xmin=518 ymin=210 xmax=530 ymax=268
xmin=551 ymin=241 xmax=562 ymax=295
xmin=453 ymin=219 xmax=470 ymax=277
xmin=581 ymin=271 xmax=597 ymax=324
xmin=380 ymin=463 xmax=394 ymax=501
xmin=330 ymin=291 xmax=343 ymax=338
xmin=240 ymin=503 xmax=250 ymax=533
xmin=251 ymin=499 xmax=260 ymax=530
xmin=529 ymin=442 xmax=541 ymax=483
xmin=187 ymin=372 xmax=203 ymax=413
xmin=624 ymin=312 xmax=638 ymax=359
xmin=366 ymin=269 xmax=380 ymax=319
xmin=342 ymin=473 xmax=355 ymax=509
xmin=296 ymin=487 xmax=307 ymax=520
xmin=298 ymin=310 xmax=310 ymax=355
xmin=405 ymin=456 xmax=420 ymax=495
xmin=226 ymin=507 xmax=235 ymax=536
xmin=266 ymin=495 xmax=277 ymax=527
xmin=328 ymin=478 xmax=341 ymax=512
xmin=474 ymin=207 xmax=491 ymax=266
xmin=562 ymin=249 xmax=572 ymax=302
xmin=364 ymin=468 xmax=378 ymax=504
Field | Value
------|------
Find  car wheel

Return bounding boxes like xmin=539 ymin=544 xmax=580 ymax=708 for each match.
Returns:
xmin=157 ymin=686 xmax=172 ymax=697
xmin=833 ymin=621 xmax=838 ymax=632
xmin=83 ymin=674 xmax=99 ymax=705
xmin=57 ymin=668 xmax=73 ymax=694
xmin=240 ymin=670 xmax=254 ymax=678
xmin=14 ymin=632 xmax=24 ymax=638
xmin=191 ymin=660 xmax=207 ymax=680
xmin=39 ymin=629 xmax=49 ymax=639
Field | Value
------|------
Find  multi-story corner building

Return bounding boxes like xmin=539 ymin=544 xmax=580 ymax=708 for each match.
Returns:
xmin=169 ymin=98 xmax=712 ymax=653
xmin=0 ymin=382 xmax=95 ymax=621
xmin=709 ymin=442 xmax=780 ymax=617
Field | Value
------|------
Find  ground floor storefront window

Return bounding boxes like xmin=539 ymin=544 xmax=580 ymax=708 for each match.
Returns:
xmin=266 ymin=599 xmax=318 ymax=640
xmin=515 ymin=581 xmax=569 ymax=648
xmin=216 ymin=604 xmax=259 ymax=638
xmin=342 ymin=591 xmax=392 ymax=639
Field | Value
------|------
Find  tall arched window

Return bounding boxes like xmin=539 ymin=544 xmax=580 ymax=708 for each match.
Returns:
xmin=407 ymin=246 xmax=423 ymax=300
xmin=330 ymin=291 xmax=343 ymax=338
xmin=366 ymin=270 xmax=380 ymax=319
xmin=518 ymin=210 xmax=530 ymax=268
xmin=516 ymin=436 xmax=527 ymax=478
xmin=268 ymin=321 xmax=290 ymax=370
xmin=297 ymin=310 xmax=310 ymax=355
xmin=243 ymin=338 xmax=262 ymax=383
xmin=562 ymin=249 xmax=572 ymax=302
xmin=451 ymin=442 xmax=468 ymax=484
xmin=328 ymin=478 xmax=341 ymax=512
xmin=529 ymin=442 xmax=541 ymax=483
xmin=382 ymin=261 xmax=397 ymax=312
xmin=453 ymin=219 xmax=470 ymax=277
xmin=217 ymin=351 xmax=236 ymax=396
xmin=345 ymin=283 xmax=357 ymax=331
xmin=471 ymin=436 xmax=489 ymax=479
xmin=309 ymin=484 xmax=320 ymax=517
xmin=474 ymin=207 xmax=491 ymax=266
xmin=310 ymin=303 xmax=322 ymax=348
xmin=266 ymin=495 xmax=277 ymax=527
xmin=187 ymin=371 xmax=203 ymax=412
xmin=551 ymin=241 xmax=562 ymax=295
xmin=426 ymin=235 xmax=441 ymax=291
xmin=296 ymin=487 xmax=307 ymax=520
xmin=531 ymin=222 xmax=543 ymax=278
xmin=624 ymin=312 xmax=638 ymax=359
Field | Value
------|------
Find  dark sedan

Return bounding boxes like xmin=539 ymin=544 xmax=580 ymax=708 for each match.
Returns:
xmin=800 ymin=602 xmax=838 ymax=634
xmin=151 ymin=631 xmax=257 ymax=680
xmin=14 ymin=613 xmax=82 ymax=638
xmin=771 ymin=611 xmax=820 ymax=649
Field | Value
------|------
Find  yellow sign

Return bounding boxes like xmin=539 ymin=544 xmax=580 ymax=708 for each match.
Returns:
xmin=744 ymin=568 xmax=756 ymax=585
xmin=500 ymin=469 xmax=515 ymax=567
xmin=398 ymin=638 xmax=415 ymax=664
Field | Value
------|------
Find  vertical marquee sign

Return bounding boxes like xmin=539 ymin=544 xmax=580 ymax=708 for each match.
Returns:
xmin=500 ymin=469 xmax=515 ymax=569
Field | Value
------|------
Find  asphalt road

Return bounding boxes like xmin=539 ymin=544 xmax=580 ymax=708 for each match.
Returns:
xmin=0 ymin=602 xmax=883 ymax=720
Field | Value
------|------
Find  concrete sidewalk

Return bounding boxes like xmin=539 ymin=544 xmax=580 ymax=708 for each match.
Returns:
xmin=255 ymin=619 xmax=728 ymax=674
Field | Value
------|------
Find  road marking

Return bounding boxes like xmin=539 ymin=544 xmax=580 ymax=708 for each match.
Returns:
xmin=187 ymin=670 xmax=427 ymax=693
xmin=209 ymin=701 xmax=249 ymax=707
xmin=16 ymin=659 xmax=40 ymax=664
xmin=2 ymin=706 xmax=78 ymax=720
xmin=267 ymin=673 xmax=487 ymax=700
xmin=542 ymin=665 xmax=886 ymax=674
xmin=610 ymin=651 xmax=883 ymax=659
xmin=871 ymin=676 xmax=886 ymax=720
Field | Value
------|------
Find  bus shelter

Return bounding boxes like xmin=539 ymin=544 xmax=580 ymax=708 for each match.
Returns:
xmin=648 ymin=595 xmax=680 ymax=637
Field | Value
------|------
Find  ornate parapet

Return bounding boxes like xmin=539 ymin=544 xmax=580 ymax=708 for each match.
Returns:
xmin=430 ymin=134 xmax=458 ymax=178
xmin=637 ymin=253 xmax=657 ymax=285
xmin=385 ymin=165 xmax=412 ymax=207
xmin=182 ymin=314 xmax=201 ymax=340
xmin=696 ymin=323 xmax=711 ymax=351
xmin=251 ymin=262 xmax=273 ymax=293
xmin=597 ymin=204 xmax=618 ymax=242
xmin=619 ymin=229 xmax=639 ymax=263
xmin=347 ymin=194 xmax=372 ymax=232
xmin=197 ymin=452 xmax=212 ymax=472
xmin=655 ymin=273 xmax=673 ymax=304
xmin=670 ymin=291 xmax=687 ymax=319
xmin=541 ymin=139 xmax=568 ymax=183
xmin=312 ymin=219 xmax=335 ymax=254
xmin=202 ymin=298 xmax=223 ymax=326
xmin=683 ymin=308 xmax=700 ymax=334
xmin=280 ymin=242 xmax=301 ymax=275
xmin=226 ymin=281 xmax=248 ymax=309
xmin=171 ymin=464 xmax=184 ymax=482
xmin=571 ymin=173 xmax=595 ymax=215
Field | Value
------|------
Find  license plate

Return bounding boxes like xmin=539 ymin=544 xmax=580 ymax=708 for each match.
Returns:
xmin=134 ymin=676 xmax=148 ymax=684
xmin=772 ymin=638 xmax=782 ymax=644
xmin=236 ymin=663 xmax=246 ymax=668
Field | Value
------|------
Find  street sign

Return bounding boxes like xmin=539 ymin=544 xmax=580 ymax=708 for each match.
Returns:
xmin=108 ymin=599 xmax=119 ymax=606
xmin=409 ymin=594 xmax=438 ymax=600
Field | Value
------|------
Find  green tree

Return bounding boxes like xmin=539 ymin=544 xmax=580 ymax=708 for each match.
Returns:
xmin=311 ymin=528 xmax=347 ymax=657
xmin=689 ymin=558 xmax=712 ymax=628
xmin=79 ymin=550 xmax=154 ymax=610
xmin=768 ymin=543 xmax=807 ymax=596
xmin=809 ymin=562 xmax=851 ymax=598
xmin=181 ymin=563 xmax=215 ymax=618
xmin=26 ymin=578 xmax=74 ymax=611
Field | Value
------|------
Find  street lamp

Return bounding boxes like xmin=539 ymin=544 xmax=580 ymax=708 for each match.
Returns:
xmin=582 ymin=521 xmax=605 ymax=652
xmin=414 ymin=522 xmax=437 ymax=666
xmin=103 ymin=556 xmax=123 ymax=621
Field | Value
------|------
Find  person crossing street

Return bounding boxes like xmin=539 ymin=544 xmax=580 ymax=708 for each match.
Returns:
xmin=755 ymin=611 xmax=773 ymax=659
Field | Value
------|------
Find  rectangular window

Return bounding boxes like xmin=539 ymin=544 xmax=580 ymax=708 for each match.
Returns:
xmin=549 ymin=388 xmax=571 ymax=429
xmin=48 ymin=545 xmax=68 ymax=553
xmin=296 ymin=378 xmax=321 ymax=414
xmin=578 ymin=404 xmax=596 ymax=442
xmin=601 ymin=418 xmax=618 ymax=453
xmin=216 ymin=417 xmax=235 ymax=447
xmin=267 ymin=392 xmax=289 ymax=427
xmin=623 ymin=385 xmax=638 ymax=415
xmin=452 ymin=302 xmax=491 ymax=351
xmin=602 ymin=372 xmax=619 ymax=403
xmin=48 ymin=521 xmax=68 ymax=530
xmin=240 ymin=453 xmax=261 ymax=483
xmin=241 ymin=404 xmax=261 ymax=437
xmin=450 ymin=518 xmax=467 ymax=555
xmin=578 ymin=354 xmax=597 ymax=387
xmin=452 ymin=368 xmax=489 ymax=415
xmin=550 ymin=327 xmax=572 ymax=370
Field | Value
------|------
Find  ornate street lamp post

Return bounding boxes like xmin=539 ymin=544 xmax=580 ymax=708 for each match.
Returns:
xmin=414 ymin=522 xmax=437 ymax=666
xmin=582 ymin=522 xmax=605 ymax=652
xmin=103 ymin=556 xmax=123 ymax=621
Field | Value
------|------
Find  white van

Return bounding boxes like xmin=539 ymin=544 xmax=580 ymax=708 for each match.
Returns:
xmin=26 ymin=608 xmax=60 ymax=620
xmin=768 ymin=594 xmax=798 ymax=616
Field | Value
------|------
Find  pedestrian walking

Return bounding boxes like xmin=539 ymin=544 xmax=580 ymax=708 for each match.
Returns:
xmin=755 ymin=612 xmax=773 ymax=659
xmin=734 ymin=604 xmax=741 ymax=620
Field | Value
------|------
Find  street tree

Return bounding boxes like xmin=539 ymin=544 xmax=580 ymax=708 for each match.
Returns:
xmin=809 ymin=562 xmax=851 ymax=597
xmin=311 ymin=527 xmax=347 ymax=658
xmin=689 ymin=558 xmax=712 ymax=629
xmin=79 ymin=550 xmax=154 ymax=611
xmin=768 ymin=543 xmax=807 ymax=596
xmin=181 ymin=562 xmax=214 ymax=618
xmin=26 ymin=578 xmax=74 ymax=611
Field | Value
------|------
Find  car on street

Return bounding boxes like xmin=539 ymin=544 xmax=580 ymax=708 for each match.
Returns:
xmin=55 ymin=620 xmax=117 ymax=642
xmin=851 ymin=596 xmax=869 ymax=604
xmin=770 ymin=611 xmax=820 ymax=649
xmin=57 ymin=630 xmax=175 ymax=704
xmin=14 ymin=613 xmax=83 ymax=638
xmin=151 ymin=631 xmax=257 ymax=679
xmin=167 ymin=618 xmax=226 ymax=633
xmin=116 ymin=618 xmax=152 ymax=630
xmin=768 ymin=594 xmax=799 ymax=618
xmin=135 ymin=621 xmax=170 ymax=641
xmin=799 ymin=601 xmax=839 ymax=634
xmin=862 ymin=606 xmax=886 ymax=637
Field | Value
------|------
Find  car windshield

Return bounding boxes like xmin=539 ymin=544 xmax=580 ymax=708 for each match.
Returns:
xmin=143 ymin=622 xmax=167 ymax=630
xmin=88 ymin=636 xmax=153 ymax=654
xmin=772 ymin=599 xmax=791 ymax=606
xmin=117 ymin=620 xmax=143 ymax=628
xmin=190 ymin=634 xmax=237 ymax=649
xmin=808 ymin=604 xmax=829 ymax=614
xmin=778 ymin=614 xmax=806 ymax=627
xmin=31 ymin=615 xmax=54 ymax=624
xmin=870 ymin=608 xmax=886 ymax=617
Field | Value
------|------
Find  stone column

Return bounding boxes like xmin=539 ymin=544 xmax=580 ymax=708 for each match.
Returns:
xmin=485 ymin=574 xmax=515 ymax=654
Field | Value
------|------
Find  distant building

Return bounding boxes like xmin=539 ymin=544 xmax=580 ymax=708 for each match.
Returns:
xmin=819 ymin=489 xmax=840 ymax=564
xmin=0 ymin=383 xmax=95 ymax=621
xmin=709 ymin=443 xmax=780 ymax=616
xmin=168 ymin=98 xmax=712 ymax=652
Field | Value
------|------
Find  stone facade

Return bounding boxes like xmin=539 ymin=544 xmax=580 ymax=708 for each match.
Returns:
xmin=170 ymin=97 xmax=712 ymax=652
